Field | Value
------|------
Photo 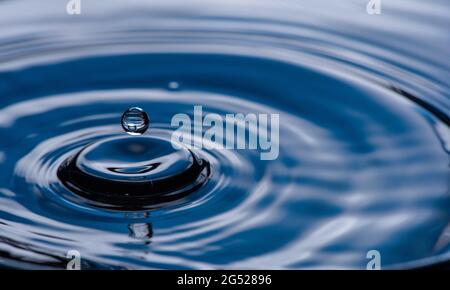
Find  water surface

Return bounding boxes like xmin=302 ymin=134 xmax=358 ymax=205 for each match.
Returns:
xmin=0 ymin=0 xmax=449 ymax=269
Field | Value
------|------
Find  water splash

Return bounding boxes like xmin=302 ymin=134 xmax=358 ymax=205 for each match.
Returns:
xmin=0 ymin=0 xmax=449 ymax=269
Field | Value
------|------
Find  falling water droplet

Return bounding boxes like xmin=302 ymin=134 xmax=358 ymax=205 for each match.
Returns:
xmin=121 ymin=107 xmax=149 ymax=135
xmin=168 ymin=81 xmax=179 ymax=90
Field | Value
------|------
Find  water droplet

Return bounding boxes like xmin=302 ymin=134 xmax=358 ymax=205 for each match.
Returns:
xmin=128 ymin=223 xmax=153 ymax=241
xmin=168 ymin=81 xmax=179 ymax=90
xmin=121 ymin=107 xmax=149 ymax=135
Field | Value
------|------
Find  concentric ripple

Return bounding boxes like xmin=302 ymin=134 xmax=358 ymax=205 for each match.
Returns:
xmin=0 ymin=0 xmax=449 ymax=269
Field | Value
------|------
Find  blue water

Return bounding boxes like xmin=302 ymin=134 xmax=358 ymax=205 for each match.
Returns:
xmin=0 ymin=0 xmax=449 ymax=269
